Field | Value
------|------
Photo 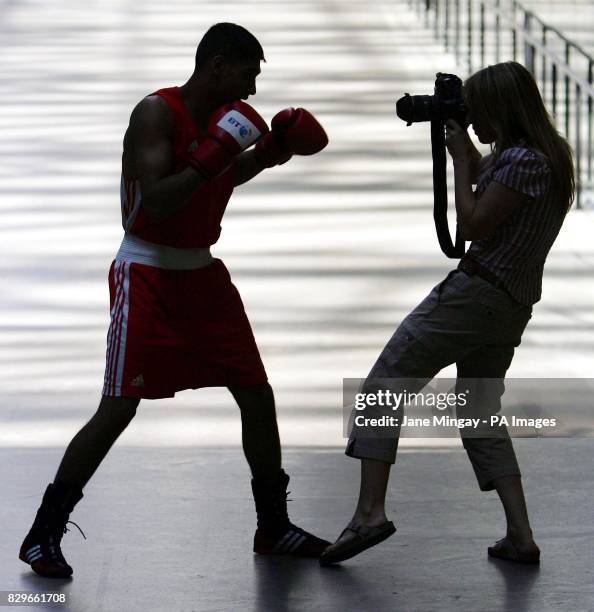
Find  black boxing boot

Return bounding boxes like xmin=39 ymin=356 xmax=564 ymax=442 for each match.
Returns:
xmin=251 ymin=469 xmax=329 ymax=558
xmin=19 ymin=482 xmax=85 ymax=578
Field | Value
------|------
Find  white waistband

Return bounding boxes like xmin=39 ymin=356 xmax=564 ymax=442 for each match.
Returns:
xmin=115 ymin=233 xmax=213 ymax=270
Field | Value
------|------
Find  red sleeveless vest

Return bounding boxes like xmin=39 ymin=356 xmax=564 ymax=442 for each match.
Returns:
xmin=121 ymin=86 xmax=235 ymax=248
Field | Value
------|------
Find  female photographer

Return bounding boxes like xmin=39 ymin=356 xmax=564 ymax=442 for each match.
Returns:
xmin=321 ymin=61 xmax=575 ymax=566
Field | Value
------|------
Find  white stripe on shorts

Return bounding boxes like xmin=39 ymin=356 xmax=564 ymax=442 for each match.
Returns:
xmin=104 ymin=262 xmax=124 ymax=395
xmin=104 ymin=262 xmax=121 ymax=392
xmin=103 ymin=261 xmax=131 ymax=396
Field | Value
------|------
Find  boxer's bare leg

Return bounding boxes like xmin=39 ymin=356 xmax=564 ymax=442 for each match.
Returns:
xmin=228 ymin=382 xmax=281 ymax=483
xmin=20 ymin=396 xmax=140 ymax=578
xmin=228 ymin=382 xmax=329 ymax=557
xmin=54 ymin=396 xmax=140 ymax=489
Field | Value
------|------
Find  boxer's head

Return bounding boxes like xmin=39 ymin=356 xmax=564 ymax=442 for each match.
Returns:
xmin=195 ymin=23 xmax=265 ymax=103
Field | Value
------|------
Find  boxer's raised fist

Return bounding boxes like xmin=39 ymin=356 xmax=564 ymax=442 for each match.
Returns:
xmin=254 ymin=108 xmax=328 ymax=168
xmin=189 ymin=101 xmax=269 ymax=178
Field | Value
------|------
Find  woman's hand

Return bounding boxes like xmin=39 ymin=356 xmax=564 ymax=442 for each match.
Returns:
xmin=445 ymin=119 xmax=472 ymax=162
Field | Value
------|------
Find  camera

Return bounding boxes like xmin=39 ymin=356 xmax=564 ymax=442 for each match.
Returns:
xmin=396 ymin=73 xmax=468 ymax=128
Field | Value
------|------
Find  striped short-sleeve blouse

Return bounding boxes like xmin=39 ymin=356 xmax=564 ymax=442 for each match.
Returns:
xmin=464 ymin=145 xmax=567 ymax=305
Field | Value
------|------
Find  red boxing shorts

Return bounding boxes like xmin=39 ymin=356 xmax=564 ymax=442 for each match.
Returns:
xmin=102 ymin=241 xmax=267 ymax=399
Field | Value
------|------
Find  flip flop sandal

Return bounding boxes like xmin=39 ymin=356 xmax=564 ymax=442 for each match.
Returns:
xmin=488 ymin=537 xmax=540 ymax=564
xmin=319 ymin=519 xmax=396 ymax=566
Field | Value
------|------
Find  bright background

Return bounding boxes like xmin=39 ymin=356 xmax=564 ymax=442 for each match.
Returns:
xmin=1 ymin=0 xmax=594 ymax=448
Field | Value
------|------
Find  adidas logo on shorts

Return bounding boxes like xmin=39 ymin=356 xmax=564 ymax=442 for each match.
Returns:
xmin=131 ymin=374 xmax=145 ymax=387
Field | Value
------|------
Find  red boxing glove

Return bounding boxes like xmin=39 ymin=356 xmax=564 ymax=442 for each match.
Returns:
xmin=189 ymin=101 xmax=269 ymax=178
xmin=254 ymin=107 xmax=328 ymax=168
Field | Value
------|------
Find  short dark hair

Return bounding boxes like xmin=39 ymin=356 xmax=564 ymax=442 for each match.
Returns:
xmin=195 ymin=23 xmax=265 ymax=69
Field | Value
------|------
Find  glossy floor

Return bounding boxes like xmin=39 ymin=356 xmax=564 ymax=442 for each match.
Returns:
xmin=4 ymin=442 xmax=594 ymax=611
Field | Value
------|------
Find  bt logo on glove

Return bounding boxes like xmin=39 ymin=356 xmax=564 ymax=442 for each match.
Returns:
xmin=218 ymin=110 xmax=262 ymax=146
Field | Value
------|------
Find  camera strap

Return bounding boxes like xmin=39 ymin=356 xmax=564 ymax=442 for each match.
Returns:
xmin=431 ymin=119 xmax=465 ymax=259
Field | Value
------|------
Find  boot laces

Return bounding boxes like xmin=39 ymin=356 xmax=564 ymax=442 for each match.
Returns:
xmin=272 ymin=490 xmax=292 ymax=514
xmin=43 ymin=521 xmax=86 ymax=562
xmin=64 ymin=520 xmax=86 ymax=540
xmin=46 ymin=533 xmax=63 ymax=561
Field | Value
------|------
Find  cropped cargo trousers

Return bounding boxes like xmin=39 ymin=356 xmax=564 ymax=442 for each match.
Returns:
xmin=345 ymin=268 xmax=533 ymax=491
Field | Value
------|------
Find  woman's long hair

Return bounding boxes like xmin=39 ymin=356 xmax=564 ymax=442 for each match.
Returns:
xmin=464 ymin=61 xmax=575 ymax=212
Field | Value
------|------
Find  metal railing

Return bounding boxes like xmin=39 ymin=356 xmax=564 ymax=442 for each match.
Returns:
xmin=409 ymin=0 xmax=594 ymax=208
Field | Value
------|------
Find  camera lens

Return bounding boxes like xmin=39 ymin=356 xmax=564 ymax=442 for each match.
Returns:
xmin=396 ymin=94 xmax=434 ymax=125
